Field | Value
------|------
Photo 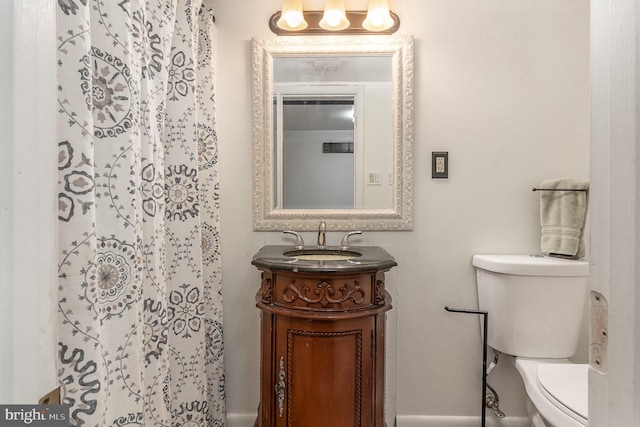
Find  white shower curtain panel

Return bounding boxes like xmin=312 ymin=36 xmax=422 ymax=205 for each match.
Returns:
xmin=56 ymin=0 xmax=225 ymax=425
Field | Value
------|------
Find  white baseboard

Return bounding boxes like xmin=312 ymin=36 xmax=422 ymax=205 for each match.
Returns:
xmin=395 ymin=415 xmax=530 ymax=427
xmin=228 ymin=413 xmax=530 ymax=427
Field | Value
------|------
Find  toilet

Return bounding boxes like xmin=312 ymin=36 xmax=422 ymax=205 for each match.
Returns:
xmin=473 ymin=254 xmax=589 ymax=427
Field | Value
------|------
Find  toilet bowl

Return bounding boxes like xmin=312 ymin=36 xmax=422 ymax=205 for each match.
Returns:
xmin=473 ymin=254 xmax=589 ymax=427
xmin=515 ymin=358 xmax=588 ymax=427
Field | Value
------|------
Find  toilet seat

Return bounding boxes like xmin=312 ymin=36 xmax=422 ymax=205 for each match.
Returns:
xmin=515 ymin=358 xmax=588 ymax=427
xmin=537 ymin=363 xmax=588 ymax=425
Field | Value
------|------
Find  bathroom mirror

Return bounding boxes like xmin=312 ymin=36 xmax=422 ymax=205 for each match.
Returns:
xmin=252 ymin=35 xmax=414 ymax=231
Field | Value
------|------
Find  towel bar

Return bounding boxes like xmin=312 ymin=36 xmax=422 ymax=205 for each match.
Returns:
xmin=532 ymin=187 xmax=588 ymax=192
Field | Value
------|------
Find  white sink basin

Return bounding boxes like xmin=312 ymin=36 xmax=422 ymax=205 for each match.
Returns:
xmin=283 ymin=249 xmax=362 ymax=261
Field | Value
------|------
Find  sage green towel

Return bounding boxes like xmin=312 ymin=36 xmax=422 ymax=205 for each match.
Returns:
xmin=539 ymin=178 xmax=589 ymax=257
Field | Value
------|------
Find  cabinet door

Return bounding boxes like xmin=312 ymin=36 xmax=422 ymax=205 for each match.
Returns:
xmin=274 ymin=316 xmax=374 ymax=427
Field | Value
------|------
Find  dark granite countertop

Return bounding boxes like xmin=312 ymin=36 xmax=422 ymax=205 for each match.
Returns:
xmin=251 ymin=245 xmax=397 ymax=273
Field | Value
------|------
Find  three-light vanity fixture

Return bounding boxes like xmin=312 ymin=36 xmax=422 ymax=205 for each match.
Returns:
xmin=270 ymin=0 xmax=399 ymax=35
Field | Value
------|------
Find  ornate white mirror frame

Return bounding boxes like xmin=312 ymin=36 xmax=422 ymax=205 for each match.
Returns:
xmin=251 ymin=35 xmax=414 ymax=231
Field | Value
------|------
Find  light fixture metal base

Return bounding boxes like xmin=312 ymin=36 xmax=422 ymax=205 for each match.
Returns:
xmin=269 ymin=10 xmax=400 ymax=35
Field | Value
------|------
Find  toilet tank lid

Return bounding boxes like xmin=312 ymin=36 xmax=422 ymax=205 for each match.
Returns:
xmin=472 ymin=254 xmax=589 ymax=276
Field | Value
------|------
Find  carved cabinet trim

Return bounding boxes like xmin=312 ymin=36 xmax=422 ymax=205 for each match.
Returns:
xmin=260 ymin=270 xmax=388 ymax=311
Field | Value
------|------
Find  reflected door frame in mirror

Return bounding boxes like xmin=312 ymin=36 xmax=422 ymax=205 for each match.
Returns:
xmin=252 ymin=35 xmax=414 ymax=231
xmin=275 ymin=85 xmax=364 ymax=210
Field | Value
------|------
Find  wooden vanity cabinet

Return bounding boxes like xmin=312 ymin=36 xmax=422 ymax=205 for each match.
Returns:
xmin=254 ymin=268 xmax=392 ymax=427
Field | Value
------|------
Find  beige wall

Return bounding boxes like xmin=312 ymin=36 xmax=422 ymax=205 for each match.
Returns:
xmin=214 ymin=0 xmax=590 ymax=424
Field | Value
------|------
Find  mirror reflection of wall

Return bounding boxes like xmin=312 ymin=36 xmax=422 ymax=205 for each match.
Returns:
xmin=273 ymin=55 xmax=394 ymax=210
xmin=281 ymin=96 xmax=355 ymax=209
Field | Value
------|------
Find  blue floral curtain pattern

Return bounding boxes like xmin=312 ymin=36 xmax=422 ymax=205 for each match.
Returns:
xmin=56 ymin=1 xmax=225 ymax=425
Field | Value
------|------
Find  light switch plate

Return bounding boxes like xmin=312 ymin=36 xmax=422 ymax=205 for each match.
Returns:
xmin=367 ymin=170 xmax=382 ymax=185
xmin=432 ymin=151 xmax=448 ymax=179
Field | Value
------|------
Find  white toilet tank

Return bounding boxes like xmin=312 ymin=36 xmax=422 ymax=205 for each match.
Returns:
xmin=473 ymin=254 xmax=589 ymax=358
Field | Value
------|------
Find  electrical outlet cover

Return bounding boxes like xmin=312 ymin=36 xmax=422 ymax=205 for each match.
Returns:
xmin=432 ymin=151 xmax=448 ymax=179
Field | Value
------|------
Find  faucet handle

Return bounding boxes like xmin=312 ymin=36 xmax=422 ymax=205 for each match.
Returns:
xmin=340 ymin=231 xmax=362 ymax=250
xmin=283 ymin=230 xmax=305 ymax=249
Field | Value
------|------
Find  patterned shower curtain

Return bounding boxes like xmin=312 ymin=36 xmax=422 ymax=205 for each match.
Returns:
xmin=56 ymin=0 xmax=225 ymax=425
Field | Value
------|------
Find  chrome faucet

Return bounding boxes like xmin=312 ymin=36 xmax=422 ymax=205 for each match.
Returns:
xmin=340 ymin=231 xmax=362 ymax=250
xmin=317 ymin=221 xmax=327 ymax=248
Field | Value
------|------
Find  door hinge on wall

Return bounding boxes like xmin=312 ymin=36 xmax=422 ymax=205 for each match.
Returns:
xmin=590 ymin=290 xmax=608 ymax=373
xmin=39 ymin=386 xmax=61 ymax=405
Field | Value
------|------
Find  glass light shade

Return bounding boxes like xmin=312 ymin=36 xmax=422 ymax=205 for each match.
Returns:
xmin=319 ymin=0 xmax=350 ymax=31
xmin=276 ymin=0 xmax=308 ymax=31
xmin=362 ymin=0 xmax=394 ymax=31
